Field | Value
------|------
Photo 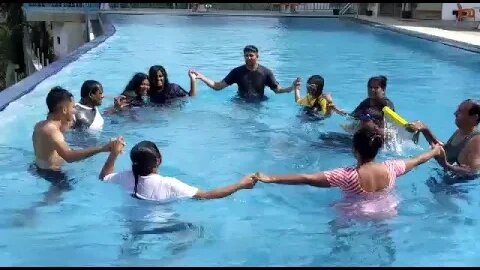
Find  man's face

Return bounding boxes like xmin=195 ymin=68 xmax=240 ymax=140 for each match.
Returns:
xmin=244 ymin=51 xmax=258 ymax=66
xmin=61 ymin=98 xmax=75 ymax=124
xmin=90 ymin=85 xmax=104 ymax=106
xmin=454 ymin=101 xmax=476 ymax=128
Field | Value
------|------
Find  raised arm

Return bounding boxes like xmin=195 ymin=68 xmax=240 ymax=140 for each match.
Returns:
xmin=51 ymin=127 xmax=112 ymax=163
xmin=294 ymin=81 xmax=302 ymax=102
xmin=253 ymin=171 xmax=331 ymax=188
xmin=99 ymin=137 xmax=126 ymax=180
xmin=187 ymin=69 xmax=197 ymax=96
xmin=272 ymin=77 xmax=300 ymax=94
xmin=193 ymin=70 xmax=228 ymax=91
xmin=193 ymin=174 xmax=257 ymax=199
xmin=403 ymin=143 xmax=442 ymax=173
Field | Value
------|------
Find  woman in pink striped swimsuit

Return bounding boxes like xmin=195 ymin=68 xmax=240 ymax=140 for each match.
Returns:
xmin=254 ymin=127 xmax=443 ymax=196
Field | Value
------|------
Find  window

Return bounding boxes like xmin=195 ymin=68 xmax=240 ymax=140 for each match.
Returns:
xmin=57 ymin=37 xmax=60 ymax=44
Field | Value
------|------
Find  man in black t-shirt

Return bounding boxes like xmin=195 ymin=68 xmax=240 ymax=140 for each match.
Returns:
xmin=192 ymin=45 xmax=300 ymax=101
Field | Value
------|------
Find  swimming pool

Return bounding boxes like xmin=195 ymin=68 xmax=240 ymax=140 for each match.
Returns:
xmin=1 ymin=14 xmax=480 ymax=266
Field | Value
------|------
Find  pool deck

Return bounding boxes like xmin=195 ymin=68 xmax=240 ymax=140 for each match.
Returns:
xmin=353 ymin=15 xmax=480 ymax=53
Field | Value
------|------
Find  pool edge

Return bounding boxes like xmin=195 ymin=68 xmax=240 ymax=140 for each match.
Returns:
xmin=0 ymin=14 xmax=117 ymax=112
xmin=346 ymin=17 xmax=480 ymax=54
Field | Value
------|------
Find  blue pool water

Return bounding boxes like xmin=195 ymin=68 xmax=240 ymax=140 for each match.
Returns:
xmin=1 ymin=15 xmax=480 ymax=266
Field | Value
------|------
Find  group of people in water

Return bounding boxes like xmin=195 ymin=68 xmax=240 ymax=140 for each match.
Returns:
xmin=31 ymin=44 xmax=480 ymax=207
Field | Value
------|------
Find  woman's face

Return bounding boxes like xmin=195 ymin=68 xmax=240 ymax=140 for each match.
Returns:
xmin=153 ymin=70 xmax=165 ymax=88
xmin=139 ymin=78 xmax=150 ymax=96
xmin=367 ymin=83 xmax=385 ymax=100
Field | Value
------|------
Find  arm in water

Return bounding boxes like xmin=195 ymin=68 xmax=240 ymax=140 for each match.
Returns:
xmin=193 ymin=175 xmax=257 ymax=199
xmin=99 ymin=137 xmax=126 ymax=180
xmin=439 ymin=136 xmax=480 ymax=176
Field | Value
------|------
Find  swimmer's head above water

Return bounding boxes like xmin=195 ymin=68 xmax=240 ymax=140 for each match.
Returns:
xmin=454 ymin=99 xmax=480 ymax=129
xmin=353 ymin=127 xmax=384 ymax=162
xmin=148 ymin=65 xmax=169 ymax=91
xmin=243 ymin=45 xmax=259 ymax=68
xmin=305 ymin=75 xmax=324 ymax=97
xmin=130 ymin=141 xmax=162 ymax=196
xmin=46 ymin=86 xmax=75 ymax=131
xmin=367 ymin=75 xmax=387 ymax=101
xmin=124 ymin=72 xmax=150 ymax=100
xmin=80 ymin=80 xmax=104 ymax=107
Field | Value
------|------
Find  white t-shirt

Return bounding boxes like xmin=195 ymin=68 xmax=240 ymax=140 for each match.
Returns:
xmin=103 ymin=170 xmax=199 ymax=202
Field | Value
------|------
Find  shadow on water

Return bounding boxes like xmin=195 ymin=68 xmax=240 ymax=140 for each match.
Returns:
xmin=11 ymin=165 xmax=77 ymax=227
xmin=321 ymin=214 xmax=396 ymax=266
xmin=117 ymin=203 xmax=204 ymax=264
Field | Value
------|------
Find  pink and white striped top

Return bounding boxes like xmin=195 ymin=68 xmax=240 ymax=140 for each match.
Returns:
xmin=323 ymin=160 xmax=407 ymax=195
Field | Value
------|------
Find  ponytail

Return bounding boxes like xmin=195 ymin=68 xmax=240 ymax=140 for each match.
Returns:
xmin=129 ymin=140 xmax=162 ymax=199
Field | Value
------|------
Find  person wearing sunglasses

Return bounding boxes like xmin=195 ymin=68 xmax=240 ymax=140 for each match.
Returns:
xmin=191 ymin=45 xmax=300 ymax=102
xmin=294 ymin=74 xmax=348 ymax=118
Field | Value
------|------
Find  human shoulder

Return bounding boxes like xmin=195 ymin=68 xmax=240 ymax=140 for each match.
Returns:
xmin=257 ymin=64 xmax=273 ymax=74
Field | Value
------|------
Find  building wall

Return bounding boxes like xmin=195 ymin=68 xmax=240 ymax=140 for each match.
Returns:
xmin=442 ymin=3 xmax=480 ymax=20
xmin=52 ymin=22 xmax=86 ymax=59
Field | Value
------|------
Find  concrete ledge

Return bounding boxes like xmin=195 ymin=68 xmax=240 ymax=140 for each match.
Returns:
xmin=348 ymin=17 xmax=480 ymax=54
xmin=0 ymin=14 xmax=116 ymax=111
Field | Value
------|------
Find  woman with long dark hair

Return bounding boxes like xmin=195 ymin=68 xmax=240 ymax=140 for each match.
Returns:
xmin=99 ymin=140 xmax=256 ymax=201
xmin=148 ymin=65 xmax=197 ymax=104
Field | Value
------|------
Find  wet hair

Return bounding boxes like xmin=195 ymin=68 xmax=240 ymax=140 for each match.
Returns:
xmin=46 ymin=86 xmax=73 ymax=113
xmin=466 ymin=99 xmax=480 ymax=125
xmin=148 ymin=65 xmax=170 ymax=92
xmin=353 ymin=127 xmax=384 ymax=161
xmin=123 ymin=72 xmax=149 ymax=100
xmin=367 ymin=76 xmax=387 ymax=90
xmin=243 ymin=45 xmax=258 ymax=54
xmin=130 ymin=140 xmax=162 ymax=197
xmin=307 ymin=75 xmax=324 ymax=95
xmin=80 ymin=80 xmax=102 ymax=99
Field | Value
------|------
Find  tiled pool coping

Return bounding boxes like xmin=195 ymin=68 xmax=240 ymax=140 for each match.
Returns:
xmin=0 ymin=14 xmax=116 ymax=111
xmin=348 ymin=17 xmax=480 ymax=54
xmin=1 ymin=14 xmax=478 ymax=111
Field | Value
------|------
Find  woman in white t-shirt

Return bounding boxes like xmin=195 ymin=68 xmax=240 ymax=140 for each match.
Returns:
xmin=99 ymin=140 xmax=256 ymax=202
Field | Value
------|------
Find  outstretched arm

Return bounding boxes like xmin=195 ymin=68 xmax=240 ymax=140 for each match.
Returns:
xmin=193 ymin=175 xmax=257 ymax=199
xmin=272 ymin=77 xmax=300 ymax=94
xmin=99 ymin=137 xmax=125 ymax=180
xmin=193 ymin=70 xmax=228 ymax=91
xmin=406 ymin=121 xmax=443 ymax=145
xmin=253 ymin=172 xmax=331 ymax=188
xmin=403 ymin=143 xmax=442 ymax=173
xmin=50 ymin=127 xmax=110 ymax=163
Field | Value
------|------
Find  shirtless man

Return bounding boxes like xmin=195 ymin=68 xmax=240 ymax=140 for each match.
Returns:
xmin=32 ymin=86 xmax=123 ymax=171
xmin=407 ymin=99 xmax=480 ymax=176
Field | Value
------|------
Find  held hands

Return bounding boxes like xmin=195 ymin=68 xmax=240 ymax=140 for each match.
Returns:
xmin=238 ymin=174 xmax=258 ymax=189
xmin=103 ymin=137 xmax=126 ymax=153
xmin=292 ymin=77 xmax=301 ymax=91
xmin=430 ymin=142 xmax=448 ymax=165
xmin=189 ymin=69 xmax=203 ymax=80
xmin=252 ymin=172 xmax=274 ymax=183
xmin=113 ymin=95 xmax=128 ymax=109
xmin=188 ymin=69 xmax=198 ymax=80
